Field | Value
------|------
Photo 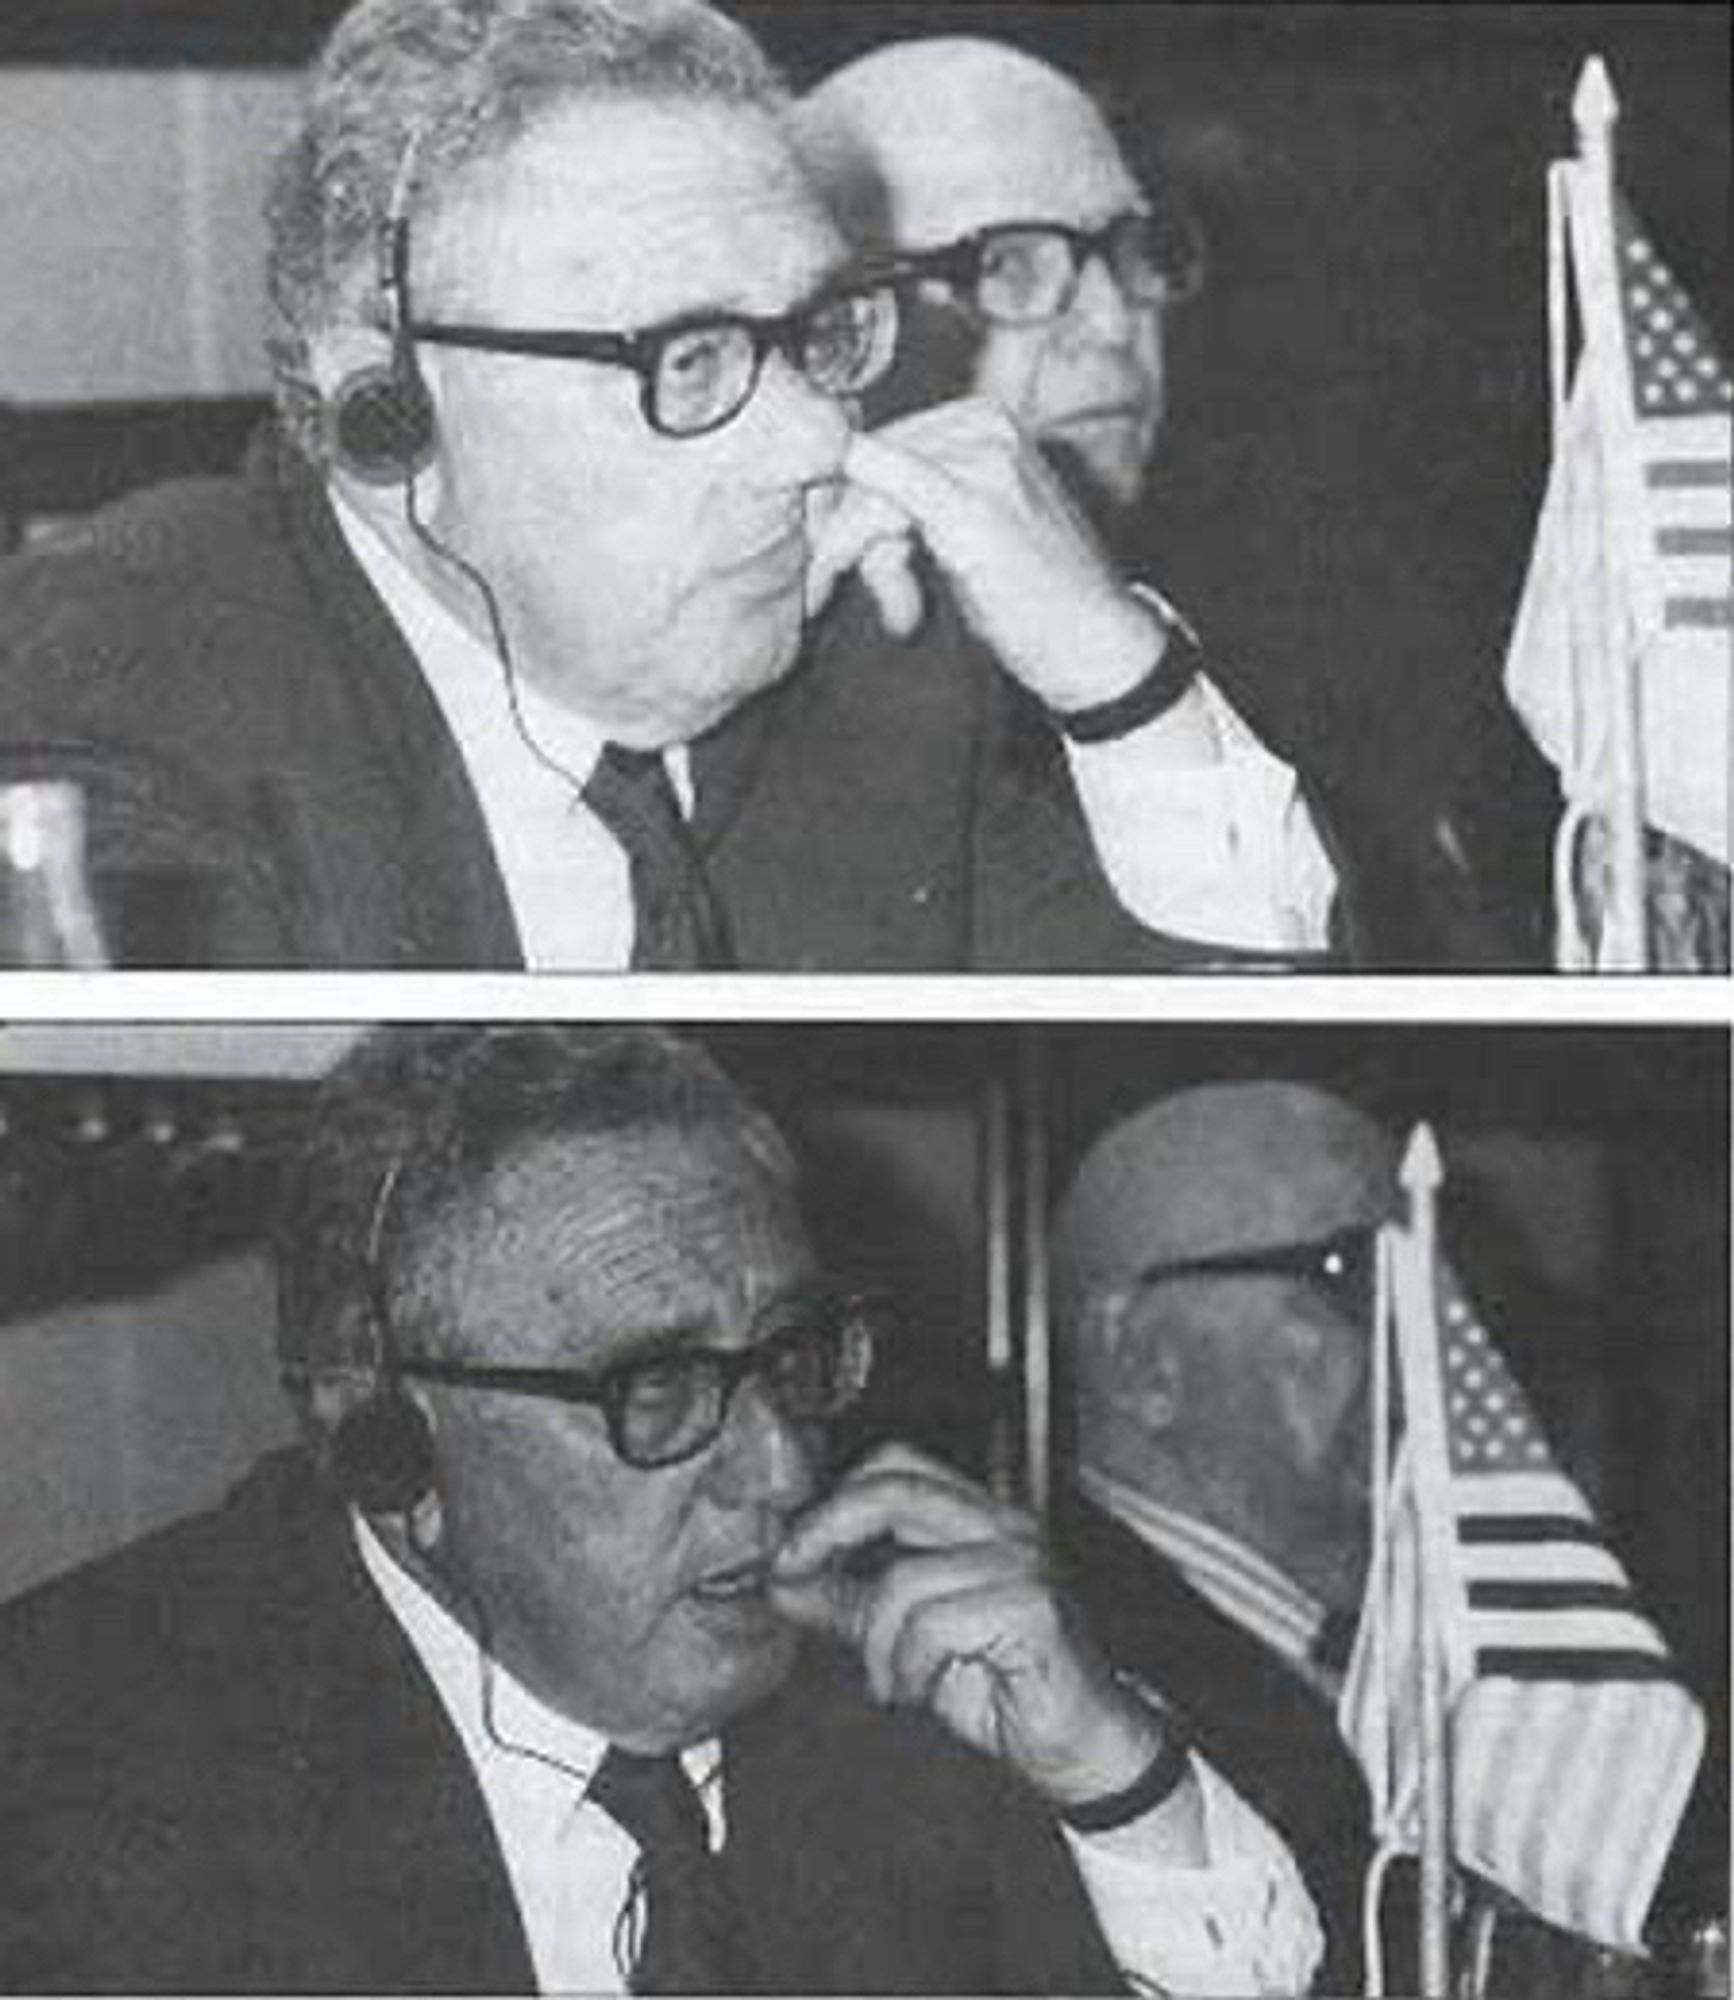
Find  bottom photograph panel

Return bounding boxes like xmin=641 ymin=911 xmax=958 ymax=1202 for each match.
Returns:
xmin=0 ymin=1021 xmax=1725 ymax=1998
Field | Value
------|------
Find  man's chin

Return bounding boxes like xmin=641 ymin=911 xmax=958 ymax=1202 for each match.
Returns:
xmin=676 ymin=1602 xmax=801 ymax=1727
xmin=1035 ymin=430 xmax=1147 ymax=537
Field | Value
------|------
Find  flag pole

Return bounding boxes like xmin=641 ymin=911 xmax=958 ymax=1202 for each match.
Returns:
xmin=982 ymin=1067 xmax=1016 ymax=1503
xmin=1016 ymin=1031 xmax=1051 ymax=1524
xmin=1569 ymin=57 xmax=1651 ymax=968
xmin=1400 ymin=1126 xmax=1453 ymax=1995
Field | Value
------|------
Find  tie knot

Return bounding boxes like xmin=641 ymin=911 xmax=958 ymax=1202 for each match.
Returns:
xmin=589 ymin=1747 xmax=711 ymax=1859
xmin=580 ymin=743 xmax=733 ymax=970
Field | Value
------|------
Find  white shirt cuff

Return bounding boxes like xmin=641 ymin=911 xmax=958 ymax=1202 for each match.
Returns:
xmin=1065 ymin=677 xmax=1339 ymax=954
xmin=1064 ymin=1756 xmax=1325 ymax=1997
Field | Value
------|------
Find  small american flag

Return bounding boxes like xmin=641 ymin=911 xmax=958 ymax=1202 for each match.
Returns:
xmin=1505 ymin=63 xmax=1730 ymax=966
xmin=1613 ymin=197 xmax=1733 ymax=642
xmin=1340 ymin=1252 xmax=1705 ymax=1953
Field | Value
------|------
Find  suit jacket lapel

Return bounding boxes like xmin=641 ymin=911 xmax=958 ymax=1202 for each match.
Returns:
xmin=271 ymin=1467 xmax=536 ymax=1991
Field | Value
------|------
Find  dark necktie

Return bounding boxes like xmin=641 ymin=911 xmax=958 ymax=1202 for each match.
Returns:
xmin=587 ymin=1746 xmax=753 ymax=1995
xmin=1311 ymin=1606 xmax=1359 ymax=1680
xmin=581 ymin=744 xmax=733 ymax=970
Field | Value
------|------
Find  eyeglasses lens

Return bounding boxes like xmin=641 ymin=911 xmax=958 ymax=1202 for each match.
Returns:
xmin=1105 ymin=214 xmax=1182 ymax=305
xmin=800 ymin=288 xmax=898 ymax=398
xmin=652 ymin=323 xmax=756 ymax=436
xmin=972 ymin=215 xmax=1193 ymax=325
xmin=613 ymin=1301 xmax=877 ymax=1467
xmin=975 ymin=230 xmax=1077 ymax=323
xmin=1311 ymin=1236 xmax=1376 ymax=1320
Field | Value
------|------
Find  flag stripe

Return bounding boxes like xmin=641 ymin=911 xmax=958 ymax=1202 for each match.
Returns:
xmin=1468 ymin=1606 xmax=1669 ymax=1657
xmin=1657 ymin=526 xmax=1734 ymax=555
xmin=1468 ymin=1579 xmax=1637 ymax=1612
xmin=1646 ymin=458 xmax=1733 ymax=488
xmin=1459 ymin=1514 xmax=1605 ymax=1545
xmin=1464 ymin=1541 xmax=1628 ymax=1586
xmin=1474 ymin=1648 xmax=1680 ymax=1680
xmin=1665 ymin=596 xmax=1733 ymax=628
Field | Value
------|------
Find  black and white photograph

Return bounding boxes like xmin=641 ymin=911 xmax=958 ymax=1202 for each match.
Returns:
xmin=0 ymin=1 xmax=1729 ymax=1995
xmin=0 ymin=1019 xmax=1725 ymax=1993
xmin=0 ymin=1 xmax=1727 ymax=971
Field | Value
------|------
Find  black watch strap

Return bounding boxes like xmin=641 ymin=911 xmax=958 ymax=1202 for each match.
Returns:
xmin=1055 ymin=1722 xmax=1193 ymax=1834
xmin=1052 ymin=615 xmax=1204 ymax=745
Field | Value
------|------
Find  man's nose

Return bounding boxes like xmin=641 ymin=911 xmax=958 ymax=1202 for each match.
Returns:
xmin=744 ymin=349 xmax=852 ymax=487
xmin=703 ymin=1373 xmax=817 ymax=1512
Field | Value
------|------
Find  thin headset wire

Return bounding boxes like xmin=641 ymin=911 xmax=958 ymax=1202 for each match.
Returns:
xmin=401 ymin=472 xmax=595 ymax=801
xmin=371 ymin=1135 xmax=727 ymax=1840
xmin=367 ymin=1135 xmax=600 ymax=1793
xmin=384 ymin=104 xmax=597 ymax=803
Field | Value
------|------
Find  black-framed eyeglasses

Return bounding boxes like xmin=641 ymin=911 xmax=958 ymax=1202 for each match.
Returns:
xmin=1136 ymin=1225 xmax=1379 ymax=1321
xmin=405 ymin=279 xmax=901 ymax=438
xmin=897 ymin=207 xmax=1204 ymax=328
xmin=391 ymin=1287 xmax=883 ymax=1469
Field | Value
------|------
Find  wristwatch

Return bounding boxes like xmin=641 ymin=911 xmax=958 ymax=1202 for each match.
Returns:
xmin=1052 ymin=590 xmax=1205 ymax=745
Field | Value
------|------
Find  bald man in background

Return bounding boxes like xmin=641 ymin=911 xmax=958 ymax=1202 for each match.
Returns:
xmin=1049 ymin=1082 xmax=1697 ymax=1996
xmin=784 ymin=35 xmax=1341 ymax=962
xmin=1050 ymin=1083 xmax=1392 ymax=1991
xmin=800 ymin=36 xmax=1540 ymax=967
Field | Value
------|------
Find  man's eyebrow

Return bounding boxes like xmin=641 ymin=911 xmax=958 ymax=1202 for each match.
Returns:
xmin=585 ymin=254 xmax=861 ymax=334
xmin=590 ymin=1319 xmax=711 ymax=1370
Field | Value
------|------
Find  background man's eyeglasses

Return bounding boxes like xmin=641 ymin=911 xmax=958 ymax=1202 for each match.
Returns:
xmin=1136 ymin=1225 xmax=1379 ymax=1320
xmin=406 ymin=281 xmax=901 ymax=438
xmin=900 ymin=208 xmax=1204 ymax=328
xmin=392 ymin=1288 xmax=883 ymax=1468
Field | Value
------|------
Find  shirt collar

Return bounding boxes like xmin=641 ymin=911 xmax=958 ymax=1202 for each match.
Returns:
xmin=353 ymin=1509 xmax=614 ymax=1790
xmin=330 ymin=485 xmax=662 ymax=799
xmin=1078 ymin=1464 xmax=1332 ymax=1681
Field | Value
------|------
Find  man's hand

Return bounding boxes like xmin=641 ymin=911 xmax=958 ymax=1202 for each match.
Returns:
xmin=768 ymin=1443 xmax=1173 ymax=1812
xmin=805 ymin=398 xmax=1168 ymax=716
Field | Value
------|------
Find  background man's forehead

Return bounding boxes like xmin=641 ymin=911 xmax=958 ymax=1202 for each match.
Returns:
xmin=806 ymin=47 xmax=1139 ymax=247
xmin=1057 ymin=1084 xmax=1399 ymax=1285
xmin=883 ymin=124 xmax=1140 ymax=244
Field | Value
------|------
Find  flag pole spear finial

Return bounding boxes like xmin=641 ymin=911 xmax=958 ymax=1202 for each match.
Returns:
xmin=1400 ymin=1122 xmax=1444 ymax=1203
xmin=1573 ymin=54 xmax=1619 ymax=151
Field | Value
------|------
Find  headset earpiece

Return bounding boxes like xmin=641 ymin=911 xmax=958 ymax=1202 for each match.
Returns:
xmin=327 ymin=357 xmax=437 ymax=484
xmin=325 ymin=195 xmax=437 ymax=484
xmin=327 ymin=1153 xmax=436 ymax=1516
xmin=329 ymin=1380 xmax=435 ymax=1515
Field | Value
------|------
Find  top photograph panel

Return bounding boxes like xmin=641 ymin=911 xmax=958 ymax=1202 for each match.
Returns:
xmin=0 ymin=1 xmax=1726 ymax=972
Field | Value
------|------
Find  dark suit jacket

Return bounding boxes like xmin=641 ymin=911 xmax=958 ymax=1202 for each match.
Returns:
xmin=0 ymin=1452 xmax=1125 ymax=1995
xmin=0 ymin=430 xmax=1296 ymax=969
xmin=1059 ymin=1498 xmax=1373 ymax=1996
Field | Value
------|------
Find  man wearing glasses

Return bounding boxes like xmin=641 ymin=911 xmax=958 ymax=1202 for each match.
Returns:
xmin=795 ymin=35 xmax=1341 ymax=961
xmin=1050 ymin=1080 xmax=1401 ymax=1991
xmin=0 ymin=1026 xmax=1322 ymax=1992
xmin=0 ymin=0 xmax=1334 ymax=968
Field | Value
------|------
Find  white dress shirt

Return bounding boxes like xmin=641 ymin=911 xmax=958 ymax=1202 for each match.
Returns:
xmin=1080 ymin=1464 xmax=1341 ymax=1700
xmin=333 ymin=495 xmax=1336 ymax=964
xmin=355 ymin=1516 xmax=1321 ymax=1996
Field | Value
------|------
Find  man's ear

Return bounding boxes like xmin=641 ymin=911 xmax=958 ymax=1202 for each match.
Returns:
xmin=1083 ymin=1284 xmax=1182 ymax=1436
